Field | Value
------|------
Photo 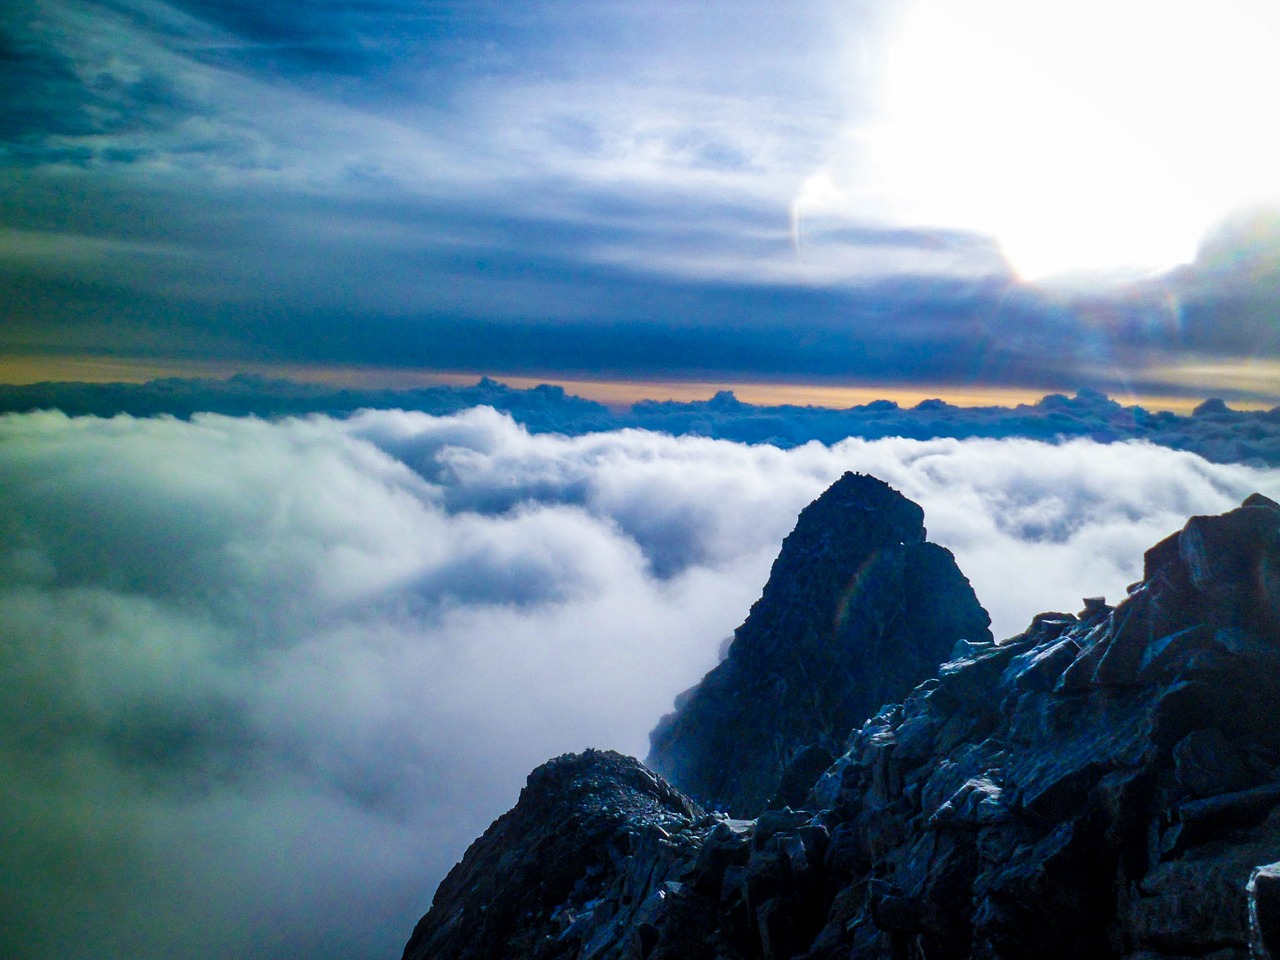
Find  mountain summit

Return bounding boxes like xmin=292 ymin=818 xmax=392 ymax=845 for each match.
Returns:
xmin=403 ymin=484 xmax=1280 ymax=960
xmin=647 ymin=472 xmax=991 ymax=816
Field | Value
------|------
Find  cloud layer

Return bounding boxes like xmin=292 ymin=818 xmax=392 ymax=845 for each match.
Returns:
xmin=7 ymin=376 xmax=1280 ymax=464
xmin=4 ymin=406 xmax=1279 ymax=960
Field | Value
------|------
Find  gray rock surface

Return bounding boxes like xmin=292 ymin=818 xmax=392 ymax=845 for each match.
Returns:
xmin=401 ymin=749 xmax=704 ymax=960
xmin=403 ymin=490 xmax=1280 ymax=960
xmin=647 ymin=472 xmax=991 ymax=817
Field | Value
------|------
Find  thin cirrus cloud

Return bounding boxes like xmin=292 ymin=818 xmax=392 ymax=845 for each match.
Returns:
xmin=3 ymin=0 xmax=922 ymax=371
xmin=5 ymin=0 xmax=1280 ymax=395
xmin=3 ymin=405 xmax=1278 ymax=960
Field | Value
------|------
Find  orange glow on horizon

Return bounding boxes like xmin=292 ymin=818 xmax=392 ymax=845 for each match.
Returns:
xmin=0 ymin=354 xmax=1274 ymax=415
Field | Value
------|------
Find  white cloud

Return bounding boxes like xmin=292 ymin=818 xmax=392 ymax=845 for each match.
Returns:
xmin=3 ymin=406 xmax=1277 ymax=959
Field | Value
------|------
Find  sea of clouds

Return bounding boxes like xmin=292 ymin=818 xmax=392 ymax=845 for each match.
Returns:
xmin=4 ymin=406 xmax=1279 ymax=960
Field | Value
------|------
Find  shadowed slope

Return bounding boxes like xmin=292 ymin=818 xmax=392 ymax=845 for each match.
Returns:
xmin=646 ymin=472 xmax=991 ymax=816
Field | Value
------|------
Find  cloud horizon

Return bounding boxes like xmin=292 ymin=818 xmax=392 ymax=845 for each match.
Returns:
xmin=4 ymin=406 xmax=1278 ymax=960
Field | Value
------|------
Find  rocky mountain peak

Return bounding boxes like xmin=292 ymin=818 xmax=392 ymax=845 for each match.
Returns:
xmin=647 ymin=472 xmax=990 ymax=817
xmin=403 ymin=485 xmax=1280 ymax=960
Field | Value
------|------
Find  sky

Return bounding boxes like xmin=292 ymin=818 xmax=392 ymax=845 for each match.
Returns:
xmin=3 ymin=0 xmax=1280 ymax=402
xmin=5 ymin=405 xmax=1279 ymax=960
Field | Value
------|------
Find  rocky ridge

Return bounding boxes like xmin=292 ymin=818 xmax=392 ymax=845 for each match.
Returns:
xmin=648 ymin=472 xmax=990 ymax=817
xmin=403 ymin=487 xmax=1280 ymax=960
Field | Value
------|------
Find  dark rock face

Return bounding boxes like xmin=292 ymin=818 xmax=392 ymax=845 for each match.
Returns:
xmin=647 ymin=472 xmax=991 ymax=817
xmin=401 ymin=750 xmax=704 ymax=960
xmin=800 ymin=493 xmax=1280 ymax=960
xmin=404 ymin=490 xmax=1280 ymax=960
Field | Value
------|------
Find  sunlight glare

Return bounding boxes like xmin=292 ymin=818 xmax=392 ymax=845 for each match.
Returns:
xmin=808 ymin=0 xmax=1280 ymax=280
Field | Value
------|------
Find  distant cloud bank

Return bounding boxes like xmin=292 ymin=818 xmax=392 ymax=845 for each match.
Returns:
xmin=4 ymin=406 xmax=1279 ymax=960
xmin=4 ymin=375 xmax=1280 ymax=465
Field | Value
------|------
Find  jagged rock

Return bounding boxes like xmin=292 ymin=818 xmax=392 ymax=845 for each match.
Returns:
xmin=403 ymin=490 xmax=1280 ymax=960
xmin=647 ymin=472 xmax=991 ymax=817
xmin=801 ymin=494 xmax=1280 ymax=960
xmin=401 ymin=750 xmax=705 ymax=960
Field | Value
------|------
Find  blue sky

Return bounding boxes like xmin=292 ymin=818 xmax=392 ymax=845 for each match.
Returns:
xmin=4 ymin=0 xmax=1280 ymax=400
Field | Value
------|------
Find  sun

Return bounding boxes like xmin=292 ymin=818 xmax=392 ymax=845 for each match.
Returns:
xmin=806 ymin=0 xmax=1280 ymax=281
